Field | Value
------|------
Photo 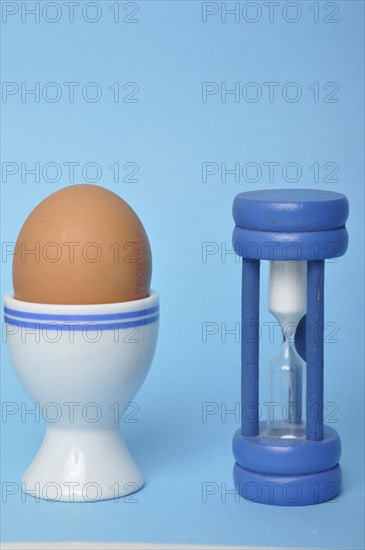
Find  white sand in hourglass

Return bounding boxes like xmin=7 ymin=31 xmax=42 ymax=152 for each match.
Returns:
xmin=267 ymin=261 xmax=307 ymax=438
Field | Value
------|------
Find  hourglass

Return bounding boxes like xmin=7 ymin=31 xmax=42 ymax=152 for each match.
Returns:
xmin=231 ymin=189 xmax=349 ymax=506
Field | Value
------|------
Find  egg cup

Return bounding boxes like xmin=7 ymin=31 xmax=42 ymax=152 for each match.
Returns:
xmin=4 ymin=291 xmax=159 ymax=502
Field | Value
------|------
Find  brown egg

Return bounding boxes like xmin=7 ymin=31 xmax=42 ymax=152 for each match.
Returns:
xmin=13 ymin=184 xmax=152 ymax=304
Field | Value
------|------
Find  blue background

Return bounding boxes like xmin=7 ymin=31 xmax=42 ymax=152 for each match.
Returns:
xmin=1 ymin=1 xmax=364 ymax=548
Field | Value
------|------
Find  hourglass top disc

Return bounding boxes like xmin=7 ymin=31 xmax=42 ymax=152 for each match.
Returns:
xmin=232 ymin=189 xmax=349 ymax=260
xmin=233 ymin=189 xmax=349 ymax=232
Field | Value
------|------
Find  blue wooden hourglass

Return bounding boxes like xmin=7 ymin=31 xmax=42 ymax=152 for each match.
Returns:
xmin=232 ymin=189 xmax=349 ymax=506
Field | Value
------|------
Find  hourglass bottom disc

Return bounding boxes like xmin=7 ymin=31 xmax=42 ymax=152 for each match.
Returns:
xmin=233 ymin=462 xmax=341 ymax=506
xmin=232 ymin=422 xmax=342 ymax=505
xmin=233 ymin=424 xmax=341 ymax=475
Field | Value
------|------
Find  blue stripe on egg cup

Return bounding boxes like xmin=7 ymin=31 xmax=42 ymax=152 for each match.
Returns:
xmin=4 ymin=305 xmax=159 ymax=331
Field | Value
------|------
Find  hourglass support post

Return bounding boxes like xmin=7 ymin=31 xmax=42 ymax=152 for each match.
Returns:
xmin=241 ymin=258 xmax=260 ymax=437
xmin=306 ymin=260 xmax=325 ymax=441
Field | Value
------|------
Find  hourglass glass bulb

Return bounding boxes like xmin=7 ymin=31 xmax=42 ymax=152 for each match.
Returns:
xmin=267 ymin=261 xmax=307 ymax=438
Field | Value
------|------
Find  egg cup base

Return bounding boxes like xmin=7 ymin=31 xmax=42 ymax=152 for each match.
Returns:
xmin=21 ymin=426 xmax=144 ymax=502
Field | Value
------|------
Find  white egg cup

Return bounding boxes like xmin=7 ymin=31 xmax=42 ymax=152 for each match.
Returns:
xmin=4 ymin=291 xmax=159 ymax=502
